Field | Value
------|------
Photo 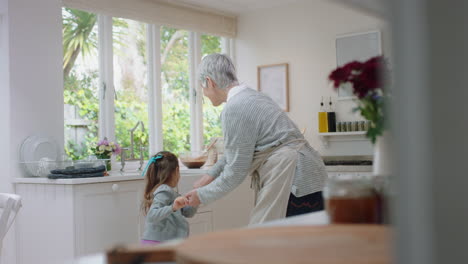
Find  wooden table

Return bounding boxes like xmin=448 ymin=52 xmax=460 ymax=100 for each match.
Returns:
xmin=102 ymin=224 xmax=391 ymax=264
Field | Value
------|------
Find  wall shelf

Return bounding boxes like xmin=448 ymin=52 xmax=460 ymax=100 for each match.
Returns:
xmin=319 ymin=131 xmax=368 ymax=148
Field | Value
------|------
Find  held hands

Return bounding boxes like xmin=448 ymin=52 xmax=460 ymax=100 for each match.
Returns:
xmin=172 ymin=196 xmax=188 ymax=211
xmin=193 ymin=174 xmax=214 ymax=189
xmin=185 ymin=189 xmax=201 ymax=207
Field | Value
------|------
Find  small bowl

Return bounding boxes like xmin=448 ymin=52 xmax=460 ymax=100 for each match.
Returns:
xmin=179 ymin=151 xmax=208 ymax=169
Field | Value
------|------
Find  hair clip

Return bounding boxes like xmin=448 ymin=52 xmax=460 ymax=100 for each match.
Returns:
xmin=141 ymin=154 xmax=164 ymax=177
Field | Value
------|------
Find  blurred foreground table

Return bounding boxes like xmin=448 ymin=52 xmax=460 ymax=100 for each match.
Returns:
xmin=71 ymin=212 xmax=389 ymax=264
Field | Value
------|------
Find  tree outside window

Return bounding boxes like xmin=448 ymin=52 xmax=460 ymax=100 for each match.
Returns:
xmin=62 ymin=7 xmax=99 ymax=160
xmin=201 ymin=34 xmax=224 ymax=145
xmin=113 ymin=18 xmax=149 ymax=160
xmin=62 ymin=7 xmax=227 ymax=161
xmin=160 ymin=27 xmax=191 ymax=154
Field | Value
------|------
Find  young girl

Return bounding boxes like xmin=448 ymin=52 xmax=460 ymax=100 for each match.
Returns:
xmin=141 ymin=151 xmax=197 ymax=244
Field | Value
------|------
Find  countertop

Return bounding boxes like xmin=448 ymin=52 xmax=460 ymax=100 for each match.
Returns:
xmin=12 ymin=167 xmax=209 ymax=185
xmin=13 ymin=164 xmax=372 ymax=185
xmin=250 ymin=210 xmax=329 ymax=228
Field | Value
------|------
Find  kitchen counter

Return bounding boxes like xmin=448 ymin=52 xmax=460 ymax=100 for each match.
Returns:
xmin=12 ymin=167 xmax=209 ymax=185
xmin=251 ymin=210 xmax=329 ymax=228
xmin=12 ymin=165 xmax=372 ymax=184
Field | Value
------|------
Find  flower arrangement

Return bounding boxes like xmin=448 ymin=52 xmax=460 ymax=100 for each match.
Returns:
xmin=328 ymin=56 xmax=390 ymax=143
xmin=93 ymin=138 xmax=121 ymax=157
xmin=92 ymin=138 xmax=121 ymax=170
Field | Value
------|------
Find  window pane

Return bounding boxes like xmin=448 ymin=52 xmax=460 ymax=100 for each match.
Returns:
xmin=161 ymin=26 xmax=190 ymax=154
xmin=201 ymin=34 xmax=223 ymax=145
xmin=113 ymin=18 xmax=149 ymax=160
xmin=62 ymin=7 xmax=99 ymax=160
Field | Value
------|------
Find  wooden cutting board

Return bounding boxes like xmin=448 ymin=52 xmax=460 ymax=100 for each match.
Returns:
xmin=107 ymin=225 xmax=391 ymax=264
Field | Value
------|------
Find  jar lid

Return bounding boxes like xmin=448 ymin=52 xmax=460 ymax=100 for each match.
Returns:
xmin=323 ymin=177 xmax=375 ymax=198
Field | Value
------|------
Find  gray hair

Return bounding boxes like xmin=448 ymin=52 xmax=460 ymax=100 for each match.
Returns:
xmin=198 ymin=53 xmax=238 ymax=89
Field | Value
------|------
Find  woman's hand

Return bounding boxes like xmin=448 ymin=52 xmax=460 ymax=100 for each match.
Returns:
xmin=173 ymin=196 xmax=188 ymax=211
xmin=185 ymin=189 xmax=201 ymax=207
xmin=193 ymin=174 xmax=214 ymax=188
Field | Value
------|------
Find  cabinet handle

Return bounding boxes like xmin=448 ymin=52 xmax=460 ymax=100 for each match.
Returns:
xmin=112 ymin=184 xmax=119 ymax=192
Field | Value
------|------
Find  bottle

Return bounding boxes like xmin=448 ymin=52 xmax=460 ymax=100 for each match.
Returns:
xmin=318 ymin=97 xmax=328 ymax=133
xmin=327 ymin=97 xmax=336 ymax=132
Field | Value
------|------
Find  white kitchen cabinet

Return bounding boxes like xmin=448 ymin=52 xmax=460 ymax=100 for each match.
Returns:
xmin=13 ymin=171 xmax=254 ymax=264
xmin=187 ymin=211 xmax=213 ymax=236
xmin=73 ymin=181 xmax=144 ymax=256
xmin=15 ymin=179 xmax=145 ymax=264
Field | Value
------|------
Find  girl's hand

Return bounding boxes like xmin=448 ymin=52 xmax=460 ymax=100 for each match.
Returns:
xmin=185 ymin=189 xmax=201 ymax=207
xmin=173 ymin=196 xmax=188 ymax=211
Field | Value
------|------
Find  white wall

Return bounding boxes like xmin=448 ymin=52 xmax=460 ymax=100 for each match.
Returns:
xmin=235 ymin=0 xmax=389 ymax=156
xmin=0 ymin=1 xmax=13 ymax=263
xmin=8 ymin=0 xmax=64 ymax=170
xmin=2 ymin=0 xmax=64 ymax=263
xmin=0 ymin=2 xmax=10 ymax=193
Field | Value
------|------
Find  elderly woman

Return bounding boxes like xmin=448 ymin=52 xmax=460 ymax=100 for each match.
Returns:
xmin=186 ymin=53 xmax=327 ymax=225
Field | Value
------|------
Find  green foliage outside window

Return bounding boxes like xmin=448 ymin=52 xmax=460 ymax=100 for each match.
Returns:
xmin=63 ymin=8 xmax=224 ymax=160
xmin=64 ymin=71 xmax=99 ymax=160
xmin=201 ymin=34 xmax=223 ymax=145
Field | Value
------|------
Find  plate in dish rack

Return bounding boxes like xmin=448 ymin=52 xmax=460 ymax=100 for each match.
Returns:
xmin=20 ymin=135 xmax=59 ymax=176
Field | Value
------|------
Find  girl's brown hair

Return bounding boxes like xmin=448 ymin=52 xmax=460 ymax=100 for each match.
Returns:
xmin=141 ymin=151 xmax=179 ymax=215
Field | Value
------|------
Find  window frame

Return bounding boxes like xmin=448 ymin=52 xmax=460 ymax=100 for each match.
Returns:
xmin=71 ymin=10 xmax=233 ymax=165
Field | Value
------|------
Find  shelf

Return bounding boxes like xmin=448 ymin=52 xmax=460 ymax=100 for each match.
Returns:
xmin=319 ymin=131 xmax=369 ymax=148
xmin=319 ymin=131 xmax=366 ymax=136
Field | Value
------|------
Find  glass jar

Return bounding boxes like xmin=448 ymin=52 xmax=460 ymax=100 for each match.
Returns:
xmin=359 ymin=121 xmax=365 ymax=131
xmin=352 ymin=121 xmax=358 ymax=131
xmin=323 ymin=176 xmax=380 ymax=224
xmin=346 ymin=122 xmax=352 ymax=132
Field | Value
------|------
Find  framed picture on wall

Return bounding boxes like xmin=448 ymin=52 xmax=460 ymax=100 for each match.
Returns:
xmin=335 ymin=30 xmax=382 ymax=99
xmin=257 ymin=63 xmax=289 ymax=112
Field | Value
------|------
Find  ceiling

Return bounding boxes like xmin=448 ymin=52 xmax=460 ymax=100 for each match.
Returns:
xmin=165 ymin=0 xmax=305 ymax=16
xmin=164 ymin=0 xmax=387 ymax=18
xmin=331 ymin=0 xmax=388 ymax=18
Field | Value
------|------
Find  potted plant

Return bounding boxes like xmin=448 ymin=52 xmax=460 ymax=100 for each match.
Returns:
xmin=92 ymin=138 xmax=121 ymax=171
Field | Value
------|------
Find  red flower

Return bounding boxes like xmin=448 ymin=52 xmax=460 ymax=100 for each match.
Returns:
xmin=328 ymin=67 xmax=349 ymax=88
xmin=344 ymin=61 xmax=364 ymax=74
xmin=328 ymin=56 xmax=388 ymax=98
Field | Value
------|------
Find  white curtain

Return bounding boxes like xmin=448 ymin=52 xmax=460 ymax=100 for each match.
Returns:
xmin=62 ymin=0 xmax=237 ymax=38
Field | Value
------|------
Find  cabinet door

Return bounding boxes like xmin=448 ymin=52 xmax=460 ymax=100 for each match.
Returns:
xmin=187 ymin=211 xmax=213 ymax=236
xmin=74 ymin=180 xmax=144 ymax=256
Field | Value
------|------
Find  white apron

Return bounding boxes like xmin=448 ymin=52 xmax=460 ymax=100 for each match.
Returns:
xmin=248 ymin=139 xmax=307 ymax=225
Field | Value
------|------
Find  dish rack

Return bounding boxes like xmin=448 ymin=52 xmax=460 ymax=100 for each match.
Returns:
xmin=20 ymin=159 xmax=109 ymax=177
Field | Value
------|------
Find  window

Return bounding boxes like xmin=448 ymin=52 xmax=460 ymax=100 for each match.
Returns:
xmin=62 ymin=7 xmax=232 ymax=163
xmin=62 ymin=8 xmax=99 ymax=160
xmin=113 ymin=18 xmax=149 ymax=160
xmin=160 ymin=26 xmax=190 ymax=154
xmin=201 ymin=34 xmax=223 ymax=145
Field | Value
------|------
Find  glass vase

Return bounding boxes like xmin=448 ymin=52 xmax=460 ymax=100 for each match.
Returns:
xmin=373 ymin=131 xmax=393 ymax=176
xmin=105 ymin=159 xmax=111 ymax=171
